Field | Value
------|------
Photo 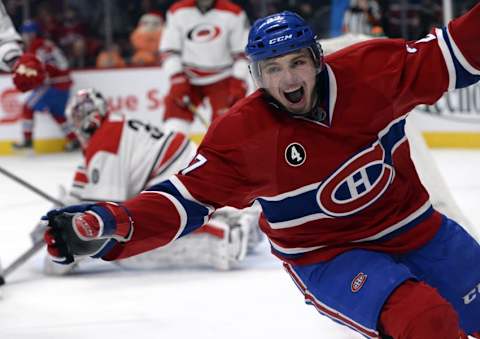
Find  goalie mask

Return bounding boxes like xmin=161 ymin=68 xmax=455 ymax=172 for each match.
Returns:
xmin=66 ymin=88 xmax=108 ymax=148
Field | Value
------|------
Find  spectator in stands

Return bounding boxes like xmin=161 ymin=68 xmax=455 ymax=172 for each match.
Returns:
xmin=96 ymin=44 xmax=126 ymax=68
xmin=343 ymin=0 xmax=383 ymax=36
xmin=130 ymin=11 xmax=164 ymax=66
xmin=54 ymin=7 xmax=89 ymax=68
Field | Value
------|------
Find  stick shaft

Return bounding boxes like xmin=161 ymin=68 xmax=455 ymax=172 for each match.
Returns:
xmin=0 ymin=166 xmax=64 ymax=207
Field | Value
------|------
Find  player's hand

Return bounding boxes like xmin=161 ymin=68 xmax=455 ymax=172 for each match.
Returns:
xmin=43 ymin=202 xmax=134 ymax=264
xmin=165 ymin=72 xmax=192 ymax=108
xmin=228 ymin=77 xmax=247 ymax=106
xmin=12 ymin=53 xmax=46 ymax=92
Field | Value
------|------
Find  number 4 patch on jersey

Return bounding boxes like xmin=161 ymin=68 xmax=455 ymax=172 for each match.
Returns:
xmin=285 ymin=143 xmax=306 ymax=167
xmin=181 ymin=154 xmax=207 ymax=175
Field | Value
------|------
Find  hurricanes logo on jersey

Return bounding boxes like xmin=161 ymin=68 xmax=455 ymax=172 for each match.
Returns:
xmin=285 ymin=143 xmax=306 ymax=167
xmin=187 ymin=24 xmax=221 ymax=43
xmin=317 ymin=142 xmax=395 ymax=217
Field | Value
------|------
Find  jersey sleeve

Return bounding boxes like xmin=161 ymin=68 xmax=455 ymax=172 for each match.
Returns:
xmin=0 ymin=1 xmax=22 ymax=72
xmin=328 ymin=3 xmax=480 ymax=118
xmin=228 ymin=10 xmax=249 ymax=55
xmin=106 ymin=116 xmax=253 ymax=260
xmin=229 ymin=10 xmax=250 ymax=79
xmin=158 ymin=9 xmax=183 ymax=78
xmin=394 ymin=4 xmax=480 ymax=113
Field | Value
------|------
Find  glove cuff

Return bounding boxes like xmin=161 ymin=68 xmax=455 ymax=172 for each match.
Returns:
xmin=91 ymin=202 xmax=134 ymax=242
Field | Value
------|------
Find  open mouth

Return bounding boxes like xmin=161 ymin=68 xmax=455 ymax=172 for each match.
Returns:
xmin=284 ymin=87 xmax=304 ymax=104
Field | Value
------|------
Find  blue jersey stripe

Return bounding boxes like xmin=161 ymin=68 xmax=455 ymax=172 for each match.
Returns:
xmin=441 ymin=27 xmax=480 ymax=89
xmin=147 ymin=180 xmax=210 ymax=237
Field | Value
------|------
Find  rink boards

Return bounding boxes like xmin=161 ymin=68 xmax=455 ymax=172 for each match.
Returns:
xmin=0 ymin=67 xmax=479 ymax=155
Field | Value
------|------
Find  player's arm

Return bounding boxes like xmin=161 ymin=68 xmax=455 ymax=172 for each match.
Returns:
xmin=392 ymin=3 xmax=480 ymax=114
xmin=43 ymin=120 xmax=251 ymax=263
xmin=158 ymin=9 xmax=192 ymax=111
xmin=228 ymin=10 xmax=250 ymax=104
xmin=0 ymin=1 xmax=22 ymax=72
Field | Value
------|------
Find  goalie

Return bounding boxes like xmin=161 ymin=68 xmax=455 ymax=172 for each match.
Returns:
xmin=32 ymin=88 xmax=262 ymax=275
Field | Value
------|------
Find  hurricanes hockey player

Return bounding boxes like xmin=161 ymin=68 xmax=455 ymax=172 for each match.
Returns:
xmin=43 ymin=6 xmax=480 ymax=339
xmin=160 ymin=0 xmax=250 ymax=134
xmin=35 ymin=88 xmax=260 ymax=275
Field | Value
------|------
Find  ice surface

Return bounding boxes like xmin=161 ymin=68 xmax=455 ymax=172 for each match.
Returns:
xmin=0 ymin=150 xmax=479 ymax=339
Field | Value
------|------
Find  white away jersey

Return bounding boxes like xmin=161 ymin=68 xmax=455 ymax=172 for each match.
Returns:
xmin=71 ymin=114 xmax=196 ymax=202
xmin=160 ymin=0 xmax=249 ymax=84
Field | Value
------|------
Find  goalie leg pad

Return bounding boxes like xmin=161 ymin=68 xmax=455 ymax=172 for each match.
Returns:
xmin=114 ymin=218 xmax=249 ymax=271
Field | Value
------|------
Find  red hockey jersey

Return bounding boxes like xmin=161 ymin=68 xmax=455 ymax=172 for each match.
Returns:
xmin=105 ymin=4 xmax=480 ymax=265
xmin=27 ymin=37 xmax=72 ymax=90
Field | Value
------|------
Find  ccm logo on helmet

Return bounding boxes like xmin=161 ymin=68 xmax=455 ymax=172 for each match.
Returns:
xmin=463 ymin=281 xmax=480 ymax=304
xmin=269 ymin=34 xmax=293 ymax=45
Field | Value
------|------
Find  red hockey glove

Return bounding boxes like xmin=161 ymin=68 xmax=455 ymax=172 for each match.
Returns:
xmin=12 ymin=53 xmax=46 ymax=92
xmin=43 ymin=202 xmax=134 ymax=264
xmin=165 ymin=72 xmax=192 ymax=108
xmin=228 ymin=77 xmax=247 ymax=106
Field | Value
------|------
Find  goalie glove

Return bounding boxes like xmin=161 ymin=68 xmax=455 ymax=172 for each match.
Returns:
xmin=12 ymin=53 xmax=46 ymax=92
xmin=43 ymin=202 xmax=134 ymax=264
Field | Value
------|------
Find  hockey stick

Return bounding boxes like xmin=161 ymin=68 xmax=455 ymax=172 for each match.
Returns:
xmin=0 ymin=166 xmax=65 ymax=286
xmin=0 ymin=165 xmax=64 ymax=206
xmin=182 ymin=96 xmax=209 ymax=129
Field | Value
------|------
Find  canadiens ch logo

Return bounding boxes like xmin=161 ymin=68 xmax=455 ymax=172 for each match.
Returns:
xmin=285 ymin=143 xmax=306 ymax=167
xmin=317 ymin=142 xmax=395 ymax=217
xmin=351 ymin=272 xmax=368 ymax=293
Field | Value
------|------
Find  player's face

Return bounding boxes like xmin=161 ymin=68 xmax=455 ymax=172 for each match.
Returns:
xmin=259 ymin=49 xmax=317 ymax=115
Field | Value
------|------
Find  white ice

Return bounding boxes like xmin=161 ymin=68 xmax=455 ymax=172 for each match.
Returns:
xmin=0 ymin=150 xmax=479 ymax=339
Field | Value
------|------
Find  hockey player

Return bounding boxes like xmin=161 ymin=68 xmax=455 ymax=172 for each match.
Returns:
xmin=37 ymin=88 xmax=255 ymax=274
xmin=160 ymin=0 xmax=250 ymax=134
xmin=42 ymin=6 xmax=480 ymax=339
xmin=12 ymin=20 xmax=78 ymax=152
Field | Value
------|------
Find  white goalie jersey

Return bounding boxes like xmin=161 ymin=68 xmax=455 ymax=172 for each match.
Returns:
xmin=69 ymin=114 xmax=196 ymax=203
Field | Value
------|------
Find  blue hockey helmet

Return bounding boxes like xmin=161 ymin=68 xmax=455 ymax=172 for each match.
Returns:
xmin=20 ymin=20 xmax=41 ymax=35
xmin=245 ymin=11 xmax=323 ymax=85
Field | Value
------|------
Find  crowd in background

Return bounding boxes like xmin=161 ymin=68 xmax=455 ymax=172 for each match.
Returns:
xmin=3 ymin=0 xmax=478 ymax=69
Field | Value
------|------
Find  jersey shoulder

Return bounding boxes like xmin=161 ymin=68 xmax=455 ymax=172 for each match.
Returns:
xmin=201 ymin=90 xmax=277 ymax=148
xmin=168 ymin=0 xmax=196 ymax=14
xmin=325 ymin=38 xmax=405 ymax=72
xmin=214 ymin=0 xmax=244 ymax=15
xmin=84 ymin=118 xmax=125 ymax=164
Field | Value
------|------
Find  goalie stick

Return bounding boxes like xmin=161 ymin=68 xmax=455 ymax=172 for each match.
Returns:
xmin=0 ymin=166 xmax=65 ymax=286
